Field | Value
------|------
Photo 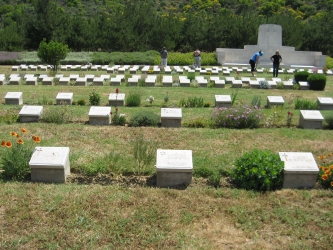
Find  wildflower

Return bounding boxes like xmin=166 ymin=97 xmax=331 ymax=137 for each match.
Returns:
xmin=328 ymin=153 xmax=332 ymax=156
xmin=329 ymin=165 xmax=333 ymax=169
xmin=110 ymin=112 xmax=113 ymax=115
xmin=1 ymin=140 xmax=6 ymax=147
xmin=115 ymin=88 xmax=119 ymax=94
xmin=33 ymin=136 xmax=41 ymax=143
xmin=17 ymin=139 xmax=24 ymax=145
xmin=116 ymin=107 xmax=119 ymax=112
xmin=331 ymin=182 xmax=333 ymax=187
xmin=16 ymin=134 xmax=20 ymax=138
xmin=6 ymin=141 xmax=12 ymax=148
xmin=21 ymin=128 xmax=28 ymax=133
xmin=10 ymin=132 xmax=17 ymax=136
xmin=322 ymin=174 xmax=328 ymax=181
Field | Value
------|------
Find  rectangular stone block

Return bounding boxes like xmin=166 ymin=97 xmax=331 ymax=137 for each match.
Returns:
xmin=42 ymin=77 xmax=53 ymax=85
xmin=19 ymin=105 xmax=43 ymax=123
xmin=279 ymin=152 xmax=319 ymax=188
xmin=25 ymin=77 xmax=37 ymax=85
xmin=215 ymin=95 xmax=231 ymax=108
xmin=156 ymin=149 xmax=193 ymax=188
xmin=88 ymin=106 xmax=111 ymax=125
xmin=5 ymin=92 xmax=23 ymax=105
xmin=299 ymin=110 xmax=324 ymax=129
xmin=317 ymin=97 xmax=333 ymax=110
xmin=108 ymin=93 xmax=125 ymax=106
xmin=56 ymin=92 xmax=73 ymax=105
xmin=161 ymin=108 xmax=182 ymax=128
xmin=29 ymin=147 xmax=70 ymax=183
xmin=267 ymin=96 xmax=284 ymax=108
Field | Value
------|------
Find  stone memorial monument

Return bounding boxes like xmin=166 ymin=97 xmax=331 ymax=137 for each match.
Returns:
xmin=216 ymin=24 xmax=326 ymax=68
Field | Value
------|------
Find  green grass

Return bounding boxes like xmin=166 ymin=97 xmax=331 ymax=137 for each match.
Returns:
xmin=1 ymin=67 xmax=333 ymax=248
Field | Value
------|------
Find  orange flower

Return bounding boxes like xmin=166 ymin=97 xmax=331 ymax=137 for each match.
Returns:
xmin=33 ymin=136 xmax=41 ymax=143
xmin=325 ymin=170 xmax=331 ymax=175
xmin=16 ymin=134 xmax=20 ymax=138
xmin=318 ymin=165 xmax=324 ymax=170
xmin=329 ymin=165 xmax=333 ymax=169
xmin=1 ymin=140 xmax=6 ymax=147
xmin=328 ymin=153 xmax=332 ymax=156
xmin=331 ymin=182 xmax=333 ymax=187
xmin=17 ymin=139 xmax=24 ymax=145
xmin=5 ymin=141 xmax=12 ymax=148
xmin=10 ymin=132 xmax=17 ymax=137
xmin=21 ymin=128 xmax=28 ymax=133
xmin=322 ymin=174 xmax=328 ymax=181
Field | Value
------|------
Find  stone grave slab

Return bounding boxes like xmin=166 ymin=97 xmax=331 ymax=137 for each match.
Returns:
xmin=298 ymin=81 xmax=309 ymax=90
xmin=58 ymin=77 xmax=70 ymax=86
xmin=93 ymin=77 xmax=104 ymax=86
xmin=225 ymin=77 xmax=235 ymax=84
xmin=42 ymin=77 xmax=53 ymax=85
xmin=282 ymin=80 xmax=293 ymax=89
xmin=128 ymin=77 xmax=138 ymax=86
xmin=249 ymin=80 xmax=259 ymax=89
xmin=75 ymin=77 xmax=87 ymax=86
xmin=5 ymin=92 xmax=23 ymax=105
xmin=317 ymin=97 xmax=333 ymax=110
xmin=267 ymin=96 xmax=284 ymax=108
xmin=9 ymin=77 xmax=21 ymax=85
xmin=268 ymin=80 xmax=277 ymax=89
xmin=299 ymin=110 xmax=324 ymax=129
xmin=85 ymin=74 xmax=95 ymax=82
xmin=56 ymin=92 xmax=73 ymax=105
xmin=12 ymin=66 xmax=19 ymax=71
xmin=215 ymin=79 xmax=225 ymax=88
xmin=29 ymin=147 xmax=70 ymax=183
xmin=109 ymin=93 xmax=125 ymax=106
xmin=161 ymin=108 xmax=182 ymax=128
xmin=88 ymin=106 xmax=111 ymax=125
xmin=25 ymin=77 xmax=37 ymax=86
xmin=232 ymin=80 xmax=242 ymax=88
xmin=156 ymin=149 xmax=193 ymax=188
xmin=19 ymin=105 xmax=43 ymax=122
xmin=241 ymin=77 xmax=251 ymax=83
xmin=215 ymin=95 xmax=232 ymax=108
xmin=110 ymin=77 xmax=121 ymax=86
xmin=279 ymin=152 xmax=319 ymax=188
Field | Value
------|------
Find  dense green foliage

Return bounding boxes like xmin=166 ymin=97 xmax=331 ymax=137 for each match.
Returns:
xmin=89 ymin=90 xmax=101 ymax=106
xmin=232 ymin=149 xmax=285 ymax=191
xmin=294 ymin=98 xmax=318 ymax=110
xmin=1 ymin=0 xmax=333 ymax=56
xmin=307 ymin=73 xmax=327 ymax=90
xmin=129 ymin=111 xmax=159 ymax=127
xmin=294 ymin=71 xmax=310 ymax=83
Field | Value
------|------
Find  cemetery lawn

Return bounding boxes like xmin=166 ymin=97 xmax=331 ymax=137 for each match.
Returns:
xmin=0 ymin=67 xmax=333 ymax=249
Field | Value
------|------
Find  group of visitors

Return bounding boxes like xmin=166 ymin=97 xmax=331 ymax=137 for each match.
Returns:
xmin=160 ymin=46 xmax=282 ymax=76
xmin=159 ymin=47 xmax=201 ymax=68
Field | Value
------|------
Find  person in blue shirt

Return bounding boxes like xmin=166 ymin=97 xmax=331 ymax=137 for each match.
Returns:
xmin=249 ymin=51 xmax=264 ymax=76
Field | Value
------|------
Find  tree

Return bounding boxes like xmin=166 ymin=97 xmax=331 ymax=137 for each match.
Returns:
xmin=37 ymin=38 xmax=70 ymax=71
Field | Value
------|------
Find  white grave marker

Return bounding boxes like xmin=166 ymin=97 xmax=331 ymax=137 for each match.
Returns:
xmin=299 ymin=110 xmax=324 ymax=129
xmin=88 ymin=106 xmax=111 ymax=125
xmin=5 ymin=92 xmax=23 ymax=105
xmin=161 ymin=108 xmax=182 ymax=128
xmin=19 ymin=105 xmax=43 ymax=122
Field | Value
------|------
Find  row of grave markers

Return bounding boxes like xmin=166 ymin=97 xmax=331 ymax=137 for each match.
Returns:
xmin=29 ymin=146 xmax=320 ymax=189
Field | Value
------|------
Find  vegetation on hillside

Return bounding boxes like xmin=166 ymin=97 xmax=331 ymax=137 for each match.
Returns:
xmin=0 ymin=0 xmax=333 ymax=55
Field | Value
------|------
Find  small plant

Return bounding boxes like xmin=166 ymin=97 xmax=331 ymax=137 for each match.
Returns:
xmin=203 ymin=101 xmax=212 ymax=107
xmin=178 ymin=97 xmax=204 ymax=107
xmin=251 ymin=96 xmax=261 ymax=108
xmin=187 ymin=72 xmax=195 ymax=81
xmin=38 ymin=95 xmax=53 ymax=105
xmin=164 ymin=92 xmax=169 ymax=104
xmin=1 ymin=128 xmax=41 ymax=180
xmin=324 ymin=114 xmax=333 ymax=129
xmin=212 ymin=105 xmax=263 ymax=129
xmin=138 ymin=78 xmax=146 ymax=87
xmin=259 ymin=80 xmax=270 ymax=89
xmin=232 ymin=149 xmax=284 ymax=191
xmin=231 ymin=90 xmax=238 ymax=106
xmin=146 ymin=96 xmax=154 ymax=106
xmin=286 ymin=111 xmax=294 ymax=127
xmin=89 ymin=90 xmax=101 ymax=106
xmin=79 ymin=152 xmax=121 ymax=176
xmin=317 ymin=153 xmax=333 ymax=189
xmin=0 ymin=109 xmax=19 ymax=124
xmin=190 ymin=79 xmax=199 ymax=87
xmin=308 ymin=73 xmax=326 ymax=90
xmin=126 ymin=91 xmax=142 ymax=107
xmin=132 ymin=133 xmax=156 ymax=175
xmin=129 ymin=111 xmax=159 ymax=127
xmin=294 ymin=98 xmax=318 ymax=110
xmin=276 ymin=81 xmax=284 ymax=89
xmin=111 ymin=107 xmax=126 ymax=126
xmin=77 ymin=98 xmax=86 ymax=106
xmin=41 ymin=103 xmax=73 ymax=124
xmin=264 ymin=105 xmax=284 ymax=128
xmin=235 ymin=71 xmax=240 ymax=80
xmin=183 ymin=117 xmax=213 ymax=128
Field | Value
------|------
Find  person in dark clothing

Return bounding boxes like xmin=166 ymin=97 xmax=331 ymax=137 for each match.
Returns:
xmin=270 ymin=50 xmax=282 ymax=77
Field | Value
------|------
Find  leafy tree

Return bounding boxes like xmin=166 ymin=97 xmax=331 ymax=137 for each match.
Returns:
xmin=37 ymin=38 xmax=70 ymax=71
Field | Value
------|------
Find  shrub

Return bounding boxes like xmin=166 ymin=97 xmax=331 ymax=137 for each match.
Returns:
xmin=187 ymin=72 xmax=195 ymax=81
xmin=232 ymin=149 xmax=284 ymax=191
xmin=324 ymin=114 xmax=333 ymax=129
xmin=89 ymin=90 xmax=101 ymax=106
xmin=212 ymin=105 xmax=263 ymax=129
xmin=183 ymin=117 xmax=213 ymax=128
xmin=41 ymin=104 xmax=73 ymax=124
xmin=294 ymin=71 xmax=310 ymax=83
xmin=111 ymin=108 xmax=126 ymax=126
xmin=276 ymin=82 xmax=284 ymax=89
xmin=132 ymin=134 xmax=156 ymax=175
xmin=77 ymin=98 xmax=86 ymax=106
xmin=307 ymin=73 xmax=326 ymax=90
xmin=129 ymin=111 xmax=159 ymax=127
xmin=79 ymin=152 xmax=121 ymax=176
xmin=259 ymin=80 xmax=270 ymax=89
xmin=178 ymin=97 xmax=204 ymax=107
xmin=317 ymin=153 xmax=333 ymax=189
xmin=294 ymin=98 xmax=318 ymax=110
xmin=38 ymin=95 xmax=53 ymax=105
xmin=126 ymin=91 xmax=142 ymax=107
xmin=326 ymin=56 xmax=333 ymax=69
xmin=251 ymin=96 xmax=262 ymax=108
xmin=0 ymin=128 xmax=42 ymax=180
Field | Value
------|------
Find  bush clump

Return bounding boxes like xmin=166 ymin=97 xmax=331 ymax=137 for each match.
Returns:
xmin=212 ymin=105 xmax=262 ymax=129
xmin=307 ymin=73 xmax=326 ymax=90
xmin=126 ymin=91 xmax=142 ymax=107
xmin=129 ymin=111 xmax=159 ymax=127
xmin=232 ymin=149 xmax=284 ymax=191
xmin=294 ymin=71 xmax=310 ymax=83
xmin=324 ymin=114 xmax=333 ymax=129
xmin=89 ymin=90 xmax=101 ymax=106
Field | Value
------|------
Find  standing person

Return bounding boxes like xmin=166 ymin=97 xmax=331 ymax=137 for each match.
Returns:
xmin=270 ymin=50 xmax=282 ymax=77
xmin=160 ymin=47 xmax=168 ymax=67
xmin=249 ymin=50 xmax=264 ymax=76
xmin=193 ymin=49 xmax=201 ymax=68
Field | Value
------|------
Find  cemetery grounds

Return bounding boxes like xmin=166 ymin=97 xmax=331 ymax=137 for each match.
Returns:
xmin=0 ymin=65 xmax=332 ymax=249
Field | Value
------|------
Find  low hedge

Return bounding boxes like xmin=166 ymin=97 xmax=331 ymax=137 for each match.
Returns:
xmin=307 ymin=73 xmax=326 ymax=90
xmin=294 ymin=71 xmax=310 ymax=82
